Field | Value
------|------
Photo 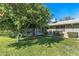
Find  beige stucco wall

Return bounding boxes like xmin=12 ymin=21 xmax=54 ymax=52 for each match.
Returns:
xmin=64 ymin=28 xmax=79 ymax=38
xmin=47 ymin=28 xmax=79 ymax=38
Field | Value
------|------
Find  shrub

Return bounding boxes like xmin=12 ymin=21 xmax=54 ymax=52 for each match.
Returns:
xmin=9 ymin=32 xmax=17 ymax=38
xmin=67 ymin=32 xmax=78 ymax=38
xmin=0 ymin=31 xmax=10 ymax=36
xmin=53 ymin=31 xmax=64 ymax=37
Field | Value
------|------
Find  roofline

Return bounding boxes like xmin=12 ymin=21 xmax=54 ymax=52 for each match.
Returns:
xmin=49 ymin=19 xmax=79 ymax=26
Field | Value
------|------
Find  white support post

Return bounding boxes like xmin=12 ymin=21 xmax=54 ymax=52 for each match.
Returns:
xmin=63 ymin=25 xmax=68 ymax=38
xmin=77 ymin=32 xmax=79 ymax=39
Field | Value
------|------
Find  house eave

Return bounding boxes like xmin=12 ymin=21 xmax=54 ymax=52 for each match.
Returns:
xmin=49 ymin=19 xmax=79 ymax=26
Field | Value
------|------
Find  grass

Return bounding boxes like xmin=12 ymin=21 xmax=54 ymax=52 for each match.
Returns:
xmin=0 ymin=36 xmax=79 ymax=56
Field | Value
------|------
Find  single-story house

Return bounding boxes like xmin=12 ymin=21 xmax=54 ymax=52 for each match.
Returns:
xmin=48 ymin=19 xmax=79 ymax=38
xmin=21 ymin=28 xmax=44 ymax=36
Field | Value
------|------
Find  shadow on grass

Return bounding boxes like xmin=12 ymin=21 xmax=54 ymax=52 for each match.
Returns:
xmin=8 ymin=36 xmax=64 ymax=49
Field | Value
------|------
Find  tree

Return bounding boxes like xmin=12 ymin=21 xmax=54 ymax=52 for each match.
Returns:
xmin=60 ymin=16 xmax=75 ymax=21
xmin=24 ymin=4 xmax=52 ymax=36
xmin=64 ymin=16 xmax=74 ymax=20
xmin=0 ymin=4 xmax=28 ymax=42
xmin=0 ymin=3 xmax=52 ymax=43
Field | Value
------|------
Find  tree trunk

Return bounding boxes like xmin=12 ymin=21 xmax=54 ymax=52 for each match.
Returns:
xmin=16 ymin=32 xmax=20 ymax=43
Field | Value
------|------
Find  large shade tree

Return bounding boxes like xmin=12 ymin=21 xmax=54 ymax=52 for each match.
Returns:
xmin=0 ymin=3 xmax=52 ymax=43
xmin=23 ymin=4 xmax=52 ymax=36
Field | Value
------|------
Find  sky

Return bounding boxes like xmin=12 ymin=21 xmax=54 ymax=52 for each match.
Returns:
xmin=44 ymin=3 xmax=79 ymax=21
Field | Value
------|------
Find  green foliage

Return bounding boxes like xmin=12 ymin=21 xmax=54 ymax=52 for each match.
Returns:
xmin=67 ymin=32 xmax=78 ymax=38
xmin=0 ymin=3 xmax=52 ymax=35
xmin=53 ymin=31 xmax=64 ymax=37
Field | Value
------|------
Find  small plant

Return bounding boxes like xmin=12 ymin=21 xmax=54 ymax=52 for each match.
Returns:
xmin=53 ymin=31 xmax=64 ymax=37
xmin=67 ymin=32 xmax=78 ymax=38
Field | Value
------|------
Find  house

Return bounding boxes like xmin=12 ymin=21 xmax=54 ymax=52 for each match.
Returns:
xmin=21 ymin=28 xmax=44 ymax=36
xmin=48 ymin=19 xmax=79 ymax=38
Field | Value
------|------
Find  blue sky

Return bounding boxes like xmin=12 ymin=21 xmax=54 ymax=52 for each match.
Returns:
xmin=44 ymin=3 xmax=79 ymax=21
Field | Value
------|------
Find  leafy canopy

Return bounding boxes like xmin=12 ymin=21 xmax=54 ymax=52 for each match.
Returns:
xmin=0 ymin=3 xmax=52 ymax=32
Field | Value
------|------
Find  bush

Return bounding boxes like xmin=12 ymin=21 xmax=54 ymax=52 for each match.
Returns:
xmin=53 ymin=31 xmax=64 ymax=37
xmin=9 ymin=32 xmax=17 ymax=38
xmin=67 ymin=32 xmax=78 ymax=38
xmin=0 ymin=31 xmax=11 ymax=36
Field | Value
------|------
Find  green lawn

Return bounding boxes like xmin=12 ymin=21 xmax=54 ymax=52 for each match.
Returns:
xmin=0 ymin=36 xmax=79 ymax=56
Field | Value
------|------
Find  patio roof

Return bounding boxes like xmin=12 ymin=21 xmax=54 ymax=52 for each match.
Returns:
xmin=48 ymin=19 xmax=79 ymax=26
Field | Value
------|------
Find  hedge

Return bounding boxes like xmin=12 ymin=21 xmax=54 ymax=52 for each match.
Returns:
xmin=67 ymin=32 xmax=78 ymax=38
xmin=53 ymin=31 xmax=64 ymax=37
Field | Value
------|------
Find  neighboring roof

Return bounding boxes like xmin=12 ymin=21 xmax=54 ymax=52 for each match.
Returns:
xmin=49 ymin=18 xmax=57 ymax=23
xmin=48 ymin=19 xmax=79 ymax=26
